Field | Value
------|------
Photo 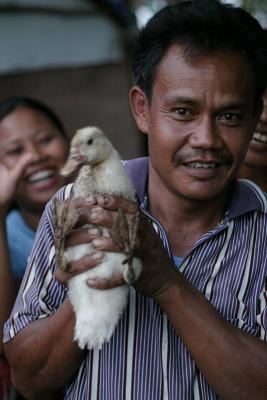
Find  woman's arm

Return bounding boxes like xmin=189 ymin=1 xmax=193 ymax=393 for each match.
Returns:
xmin=0 ymin=155 xmax=35 ymax=354
xmin=0 ymin=213 xmax=15 ymax=355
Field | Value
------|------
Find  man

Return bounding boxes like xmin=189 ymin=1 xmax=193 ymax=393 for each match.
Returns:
xmin=3 ymin=1 xmax=267 ymax=399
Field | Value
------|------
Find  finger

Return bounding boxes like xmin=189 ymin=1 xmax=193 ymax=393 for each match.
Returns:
xmin=96 ymin=195 xmax=138 ymax=214
xmin=55 ymin=252 xmax=104 ymax=285
xmin=91 ymin=236 xmax=121 ymax=252
xmin=55 ymin=269 xmax=73 ymax=285
xmin=78 ymin=206 xmax=117 ymax=228
xmin=10 ymin=153 xmax=36 ymax=182
xmin=66 ymin=251 xmax=104 ymax=274
xmin=86 ymin=274 xmax=125 ymax=290
xmin=74 ymin=196 xmax=97 ymax=209
xmin=70 ymin=197 xmax=98 ymax=227
xmin=65 ymin=227 xmax=102 ymax=247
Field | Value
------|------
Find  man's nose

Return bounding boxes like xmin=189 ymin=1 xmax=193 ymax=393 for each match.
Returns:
xmin=188 ymin=116 xmax=223 ymax=150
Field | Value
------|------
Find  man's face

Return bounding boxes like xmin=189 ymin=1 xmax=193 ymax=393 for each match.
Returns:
xmin=131 ymin=45 xmax=259 ymax=202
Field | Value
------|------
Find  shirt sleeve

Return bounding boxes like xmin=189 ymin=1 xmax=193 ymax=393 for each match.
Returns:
xmin=3 ymin=184 xmax=73 ymax=343
xmin=257 ymin=279 xmax=267 ymax=341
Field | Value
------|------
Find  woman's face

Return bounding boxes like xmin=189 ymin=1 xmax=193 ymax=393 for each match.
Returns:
xmin=243 ymin=88 xmax=267 ymax=169
xmin=0 ymin=106 xmax=69 ymax=211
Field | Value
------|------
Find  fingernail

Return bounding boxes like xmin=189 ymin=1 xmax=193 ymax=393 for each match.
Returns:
xmin=98 ymin=195 xmax=111 ymax=206
xmin=86 ymin=279 xmax=97 ymax=287
xmin=92 ymin=238 xmax=105 ymax=248
xmin=97 ymin=196 xmax=104 ymax=206
xmin=88 ymin=227 xmax=101 ymax=235
xmin=89 ymin=207 xmax=101 ymax=220
xmin=85 ymin=195 xmax=97 ymax=204
xmin=90 ymin=208 xmax=99 ymax=219
xmin=91 ymin=251 xmax=104 ymax=260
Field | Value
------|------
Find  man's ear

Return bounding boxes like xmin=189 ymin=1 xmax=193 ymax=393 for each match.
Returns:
xmin=129 ymin=86 xmax=150 ymax=134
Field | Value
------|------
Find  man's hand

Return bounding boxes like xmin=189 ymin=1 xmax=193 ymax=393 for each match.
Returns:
xmin=54 ymin=196 xmax=106 ymax=286
xmin=59 ymin=195 xmax=178 ymax=299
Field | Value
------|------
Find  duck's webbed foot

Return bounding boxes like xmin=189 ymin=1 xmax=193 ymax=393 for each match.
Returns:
xmin=109 ymin=208 xmax=139 ymax=284
xmin=51 ymin=194 xmax=79 ymax=271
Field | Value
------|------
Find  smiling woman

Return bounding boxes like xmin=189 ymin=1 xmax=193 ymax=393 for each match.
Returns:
xmin=0 ymin=96 xmax=69 ymax=391
xmin=0 ymin=97 xmax=69 ymax=280
xmin=238 ymin=87 xmax=267 ymax=191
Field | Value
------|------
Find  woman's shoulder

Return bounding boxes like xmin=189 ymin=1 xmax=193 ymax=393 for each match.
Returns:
xmin=6 ymin=209 xmax=35 ymax=239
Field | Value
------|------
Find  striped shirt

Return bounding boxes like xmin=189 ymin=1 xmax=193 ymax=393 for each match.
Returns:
xmin=4 ymin=157 xmax=267 ymax=400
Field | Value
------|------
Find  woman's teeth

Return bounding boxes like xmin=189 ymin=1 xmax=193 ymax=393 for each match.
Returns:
xmin=28 ymin=169 xmax=55 ymax=183
xmin=252 ymin=133 xmax=267 ymax=144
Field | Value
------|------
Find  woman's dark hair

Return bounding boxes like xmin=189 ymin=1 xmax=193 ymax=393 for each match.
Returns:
xmin=0 ymin=96 xmax=67 ymax=138
xmin=132 ymin=0 xmax=267 ymax=103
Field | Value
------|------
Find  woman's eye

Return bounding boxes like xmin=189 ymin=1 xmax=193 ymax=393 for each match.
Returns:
xmin=6 ymin=147 xmax=22 ymax=156
xmin=38 ymin=135 xmax=53 ymax=144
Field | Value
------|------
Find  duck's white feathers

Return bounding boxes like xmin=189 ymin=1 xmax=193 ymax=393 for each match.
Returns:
xmin=52 ymin=126 xmax=141 ymax=350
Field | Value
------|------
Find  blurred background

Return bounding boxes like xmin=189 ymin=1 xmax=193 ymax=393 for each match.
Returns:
xmin=0 ymin=0 xmax=266 ymax=159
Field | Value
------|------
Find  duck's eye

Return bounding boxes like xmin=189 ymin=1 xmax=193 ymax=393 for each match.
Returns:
xmin=87 ymin=138 xmax=93 ymax=145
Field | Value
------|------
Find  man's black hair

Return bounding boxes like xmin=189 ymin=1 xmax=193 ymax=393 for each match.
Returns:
xmin=0 ymin=96 xmax=67 ymax=138
xmin=132 ymin=0 xmax=267 ymax=103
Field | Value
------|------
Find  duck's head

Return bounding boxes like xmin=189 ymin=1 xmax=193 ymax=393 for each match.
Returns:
xmin=60 ymin=126 xmax=113 ymax=176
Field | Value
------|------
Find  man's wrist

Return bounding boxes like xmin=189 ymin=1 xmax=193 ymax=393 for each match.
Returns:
xmin=154 ymin=274 xmax=182 ymax=308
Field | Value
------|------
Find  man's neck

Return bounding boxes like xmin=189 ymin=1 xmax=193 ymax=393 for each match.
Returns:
xmin=147 ymin=182 xmax=230 ymax=257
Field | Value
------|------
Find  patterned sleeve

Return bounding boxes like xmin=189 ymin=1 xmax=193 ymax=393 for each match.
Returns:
xmin=3 ymin=184 xmax=73 ymax=342
xmin=257 ymin=279 xmax=267 ymax=341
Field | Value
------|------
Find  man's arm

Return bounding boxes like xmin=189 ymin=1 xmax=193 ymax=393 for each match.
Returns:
xmin=83 ymin=196 xmax=267 ymax=400
xmin=157 ymin=275 xmax=267 ymax=400
xmin=4 ymin=299 xmax=84 ymax=398
xmin=3 ymin=198 xmax=101 ymax=399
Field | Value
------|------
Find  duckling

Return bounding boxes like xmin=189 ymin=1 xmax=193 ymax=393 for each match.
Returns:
xmin=52 ymin=126 xmax=141 ymax=350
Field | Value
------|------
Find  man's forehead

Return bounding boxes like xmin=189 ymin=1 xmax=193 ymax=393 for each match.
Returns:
xmin=149 ymin=44 xmax=256 ymax=112
xmin=161 ymin=43 xmax=251 ymax=70
xmin=155 ymin=44 xmax=255 ymax=91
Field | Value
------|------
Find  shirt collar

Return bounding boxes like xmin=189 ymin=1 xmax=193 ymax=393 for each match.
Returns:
xmin=123 ymin=157 xmax=267 ymax=219
xmin=228 ymin=178 xmax=267 ymax=218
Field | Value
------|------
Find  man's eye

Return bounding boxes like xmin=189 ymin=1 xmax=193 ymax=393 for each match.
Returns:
xmin=223 ymin=113 xmax=236 ymax=120
xmin=218 ymin=112 xmax=242 ymax=125
xmin=173 ymin=108 xmax=192 ymax=117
